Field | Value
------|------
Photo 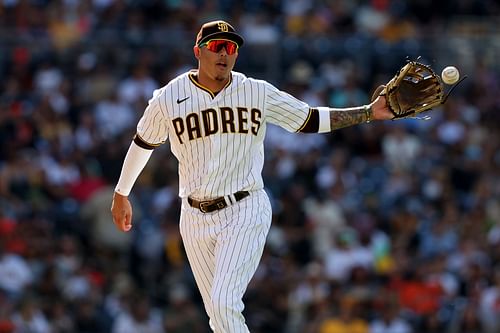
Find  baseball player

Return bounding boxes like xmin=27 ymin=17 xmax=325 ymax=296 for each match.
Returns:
xmin=111 ymin=20 xmax=393 ymax=332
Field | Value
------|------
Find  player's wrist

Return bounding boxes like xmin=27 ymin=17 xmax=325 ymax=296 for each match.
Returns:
xmin=113 ymin=191 xmax=128 ymax=198
xmin=363 ymin=104 xmax=372 ymax=123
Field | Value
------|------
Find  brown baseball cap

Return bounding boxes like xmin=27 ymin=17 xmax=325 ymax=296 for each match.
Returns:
xmin=195 ymin=20 xmax=244 ymax=47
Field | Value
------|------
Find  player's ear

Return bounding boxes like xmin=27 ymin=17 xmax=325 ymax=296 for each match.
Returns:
xmin=193 ymin=46 xmax=200 ymax=59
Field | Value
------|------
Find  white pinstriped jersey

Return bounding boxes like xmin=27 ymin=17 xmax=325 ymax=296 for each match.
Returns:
xmin=136 ymin=70 xmax=311 ymax=199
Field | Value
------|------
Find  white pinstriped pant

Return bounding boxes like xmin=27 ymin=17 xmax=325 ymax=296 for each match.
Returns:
xmin=180 ymin=189 xmax=272 ymax=333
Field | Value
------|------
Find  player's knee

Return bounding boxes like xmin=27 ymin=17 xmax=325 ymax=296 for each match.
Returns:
xmin=210 ymin=293 xmax=242 ymax=320
xmin=210 ymin=294 xmax=231 ymax=317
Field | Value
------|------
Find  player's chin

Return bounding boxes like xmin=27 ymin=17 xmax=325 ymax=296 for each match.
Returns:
xmin=214 ymin=69 xmax=230 ymax=81
xmin=215 ymin=75 xmax=229 ymax=82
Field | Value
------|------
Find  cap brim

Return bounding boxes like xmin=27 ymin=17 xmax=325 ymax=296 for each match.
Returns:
xmin=198 ymin=31 xmax=244 ymax=47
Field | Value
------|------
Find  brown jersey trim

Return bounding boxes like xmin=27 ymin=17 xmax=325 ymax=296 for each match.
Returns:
xmin=297 ymin=108 xmax=319 ymax=133
xmin=188 ymin=72 xmax=233 ymax=98
xmin=133 ymin=133 xmax=161 ymax=150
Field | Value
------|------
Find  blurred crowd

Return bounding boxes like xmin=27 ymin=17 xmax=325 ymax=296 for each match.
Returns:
xmin=1 ymin=0 xmax=500 ymax=332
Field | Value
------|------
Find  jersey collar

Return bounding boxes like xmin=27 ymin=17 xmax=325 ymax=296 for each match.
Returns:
xmin=188 ymin=71 xmax=232 ymax=99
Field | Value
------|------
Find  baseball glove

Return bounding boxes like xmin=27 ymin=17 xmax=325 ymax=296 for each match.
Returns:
xmin=372 ymin=61 xmax=445 ymax=120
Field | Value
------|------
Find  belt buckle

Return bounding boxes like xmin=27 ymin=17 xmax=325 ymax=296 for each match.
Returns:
xmin=199 ymin=201 xmax=210 ymax=213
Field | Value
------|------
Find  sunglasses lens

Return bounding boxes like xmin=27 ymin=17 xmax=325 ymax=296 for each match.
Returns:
xmin=205 ymin=40 xmax=238 ymax=55
xmin=206 ymin=40 xmax=222 ymax=53
xmin=225 ymin=42 xmax=237 ymax=54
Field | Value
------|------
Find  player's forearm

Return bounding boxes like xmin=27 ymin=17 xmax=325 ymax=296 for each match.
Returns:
xmin=114 ymin=141 xmax=153 ymax=196
xmin=298 ymin=105 xmax=374 ymax=134
xmin=329 ymin=105 xmax=372 ymax=131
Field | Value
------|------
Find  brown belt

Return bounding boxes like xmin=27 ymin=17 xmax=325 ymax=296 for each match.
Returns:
xmin=188 ymin=191 xmax=250 ymax=213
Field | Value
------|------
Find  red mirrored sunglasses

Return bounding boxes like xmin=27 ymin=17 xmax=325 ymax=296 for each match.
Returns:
xmin=199 ymin=39 xmax=239 ymax=55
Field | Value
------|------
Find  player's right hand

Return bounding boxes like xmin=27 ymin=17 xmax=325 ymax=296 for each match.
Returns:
xmin=111 ymin=192 xmax=133 ymax=232
xmin=371 ymin=94 xmax=393 ymax=120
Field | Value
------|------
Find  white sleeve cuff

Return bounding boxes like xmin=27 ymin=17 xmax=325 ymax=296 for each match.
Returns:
xmin=114 ymin=142 xmax=153 ymax=196
xmin=317 ymin=107 xmax=331 ymax=133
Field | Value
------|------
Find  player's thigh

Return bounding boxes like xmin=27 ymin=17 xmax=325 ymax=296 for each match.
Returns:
xmin=179 ymin=199 xmax=220 ymax=249
xmin=213 ymin=190 xmax=272 ymax=287
xmin=179 ymin=203 xmax=218 ymax=291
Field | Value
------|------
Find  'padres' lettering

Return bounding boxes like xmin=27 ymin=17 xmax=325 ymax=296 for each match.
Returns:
xmin=186 ymin=113 xmax=202 ymax=140
xmin=220 ymin=107 xmax=236 ymax=134
xmin=251 ymin=108 xmax=262 ymax=135
xmin=237 ymin=107 xmax=249 ymax=134
xmin=201 ymin=108 xmax=218 ymax=136
xmin=172 ymin=117 xmax=185 ymax=144
xmin=173 ymin=107 xmax=263 ymax=144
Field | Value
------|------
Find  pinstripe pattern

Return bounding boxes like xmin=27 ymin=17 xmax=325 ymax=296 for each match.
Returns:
xmin=135 ymin=70 xmax=310 ymax=332
xmin=135 ymin=71 xmax=310 ymax=199
xmin=180 ymin=189 xmax=272 ymax=332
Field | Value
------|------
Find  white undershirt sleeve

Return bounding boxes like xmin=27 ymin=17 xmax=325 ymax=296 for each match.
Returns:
xmin=317 ymin=107 xmax=331 ymax=133
xmin=114 ymin=142 xmax=154 ymax=196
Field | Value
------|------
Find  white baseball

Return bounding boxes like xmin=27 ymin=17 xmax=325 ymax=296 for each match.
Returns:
xmin=441 ymin=66 xmax=460 ymax=85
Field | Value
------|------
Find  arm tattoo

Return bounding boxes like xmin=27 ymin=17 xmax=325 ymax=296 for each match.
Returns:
xmin=329 ymin=105 xmax=372 ymax=131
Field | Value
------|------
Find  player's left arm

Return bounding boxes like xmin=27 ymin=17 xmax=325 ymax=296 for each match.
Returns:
xmin=112 ymin=88 xmax=168 ymax=232
xmin=299 ymin=95 xmax=392 ymax=133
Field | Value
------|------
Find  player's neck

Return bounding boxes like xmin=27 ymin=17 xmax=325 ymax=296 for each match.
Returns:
xmin=196 ymin=70 xmax=230 ymax=94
